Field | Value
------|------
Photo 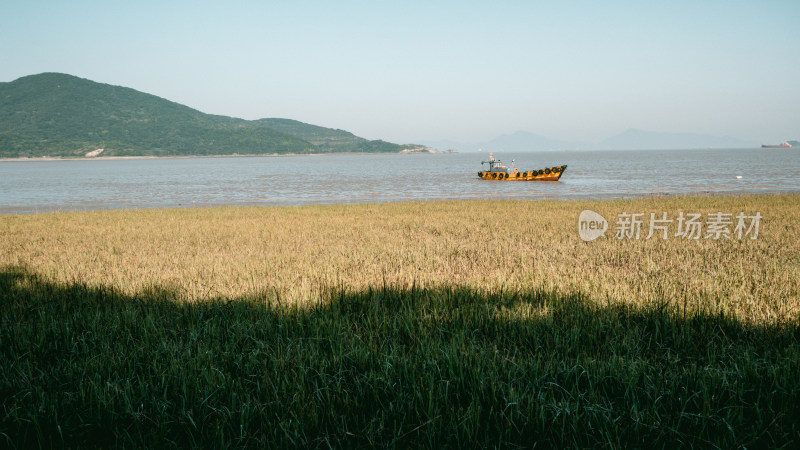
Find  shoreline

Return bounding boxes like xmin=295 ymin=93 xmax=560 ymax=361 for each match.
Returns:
xmin=0 ymin=151 xmax=448 ymax=162
xmin=2 ymin=191 xmax=797 ymax=216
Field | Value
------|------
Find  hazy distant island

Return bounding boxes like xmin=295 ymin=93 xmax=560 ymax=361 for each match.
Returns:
xmin=399 ymin=146 xmax=457 ymax=154
xmin=0 ymin=73 xmax=426 ymax=159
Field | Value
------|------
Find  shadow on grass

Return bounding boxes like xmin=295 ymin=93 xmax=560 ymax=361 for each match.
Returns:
xmin=1 ymin=265 xmax=799 ymax=448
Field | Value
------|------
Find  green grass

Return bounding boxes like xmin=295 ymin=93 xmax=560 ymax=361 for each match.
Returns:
xmin=1 ymin=195 xmax=799 ymax=447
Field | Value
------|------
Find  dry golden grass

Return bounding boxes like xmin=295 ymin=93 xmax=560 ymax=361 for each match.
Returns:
xmin=3 ymin=195 xmax=800 ymax=447
xmin=2 ymin=194 xmax=798 ymax=324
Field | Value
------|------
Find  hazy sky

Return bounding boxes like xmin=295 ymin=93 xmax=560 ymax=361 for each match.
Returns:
xmin=2 ymin=1 xmax=799 ymax=144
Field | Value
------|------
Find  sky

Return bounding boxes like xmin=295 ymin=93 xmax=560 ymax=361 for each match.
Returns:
xmin=2 ymin=1 xmax=799 ymax=145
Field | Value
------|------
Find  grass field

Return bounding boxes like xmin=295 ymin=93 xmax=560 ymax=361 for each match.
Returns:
xmin=1 ymin=195 xmax=799 ymax=447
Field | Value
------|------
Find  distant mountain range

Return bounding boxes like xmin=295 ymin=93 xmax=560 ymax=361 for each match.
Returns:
xmin=0 ymin=73 xmax=415 ymax=158
xmin=419 ymin=129 xmax=758 ymax=152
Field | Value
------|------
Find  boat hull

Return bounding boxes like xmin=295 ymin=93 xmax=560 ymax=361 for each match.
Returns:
xmin=478 ymin=165 xmax=566 ymax=181
xmin=762 ymin=143 xmax=792 ymax=148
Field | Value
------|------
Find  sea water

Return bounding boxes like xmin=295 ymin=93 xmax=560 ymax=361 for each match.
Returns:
xmin=1 ymin=148 xmax=798 ymax=214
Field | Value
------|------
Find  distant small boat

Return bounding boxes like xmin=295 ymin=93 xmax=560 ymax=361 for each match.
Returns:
xmin=478 ymin=153 xmax=566 ymax=181
xmin=761 ymin=142 xmax=792 ymax=148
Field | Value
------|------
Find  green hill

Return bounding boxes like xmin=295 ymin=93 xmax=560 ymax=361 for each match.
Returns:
xmin=254 ymin=118 xmax=404 ymax=154
xmin=0 ymin=73 xmax=410 ymax=158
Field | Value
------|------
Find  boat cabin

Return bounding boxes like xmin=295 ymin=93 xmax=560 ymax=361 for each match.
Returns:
xmin=481 ymin=153 xmax=511 ymax=173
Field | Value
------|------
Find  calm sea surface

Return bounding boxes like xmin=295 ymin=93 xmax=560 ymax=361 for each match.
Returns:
xmin=1 ymin=148 xmax=798 ymax=214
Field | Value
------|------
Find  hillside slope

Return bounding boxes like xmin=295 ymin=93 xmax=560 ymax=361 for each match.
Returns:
xmin=0 ymin=73 xmax=408 ymax=157
xmin=254 ymin=118 xmax=404 ymax=154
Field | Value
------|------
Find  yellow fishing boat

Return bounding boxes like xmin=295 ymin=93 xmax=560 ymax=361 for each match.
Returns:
xmin=478 ymin=153 xmax=566 ymax=181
